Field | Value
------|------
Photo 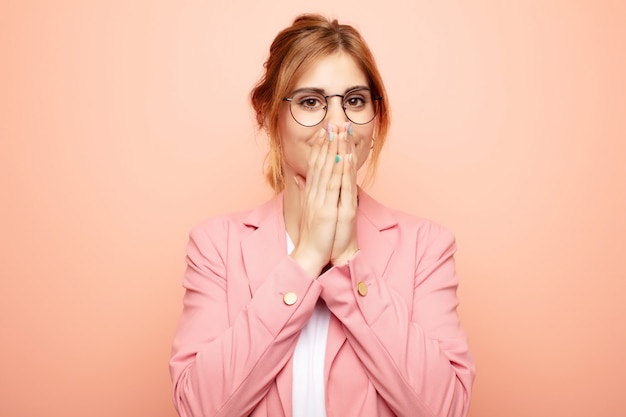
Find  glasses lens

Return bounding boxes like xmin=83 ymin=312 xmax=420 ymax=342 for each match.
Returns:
xmin=289 ymin=92 xmax=327 ymax=127
xmin=343 ymin=89 xmax=377 ymax=125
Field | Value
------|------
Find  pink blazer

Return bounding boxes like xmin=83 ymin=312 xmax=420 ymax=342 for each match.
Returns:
xmin=170 ymin=191 xmax=475 ymax=417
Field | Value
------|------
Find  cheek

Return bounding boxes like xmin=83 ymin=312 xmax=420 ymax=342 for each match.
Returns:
xmin=355 ymin=143 xmax=371 ymax=171
xmin=352 ymin=126 xmax=374 ymax=169
xmin=278 ymin=120 xmax=318 ymax=174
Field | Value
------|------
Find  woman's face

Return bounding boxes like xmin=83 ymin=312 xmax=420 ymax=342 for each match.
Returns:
xmin=278 ymin=52 xmax=375 ymax=183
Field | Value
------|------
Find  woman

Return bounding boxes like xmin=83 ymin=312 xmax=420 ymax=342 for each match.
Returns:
xmin=170 ymin=14 xmax=475 ymax=417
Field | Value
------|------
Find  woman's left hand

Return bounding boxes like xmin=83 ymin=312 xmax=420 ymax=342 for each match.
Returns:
xmin=330 ymin=126 xmax=359 ymax=265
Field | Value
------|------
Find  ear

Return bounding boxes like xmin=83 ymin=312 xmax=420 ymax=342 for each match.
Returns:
xmin=262 ymin=112 xmax=270 ymax=131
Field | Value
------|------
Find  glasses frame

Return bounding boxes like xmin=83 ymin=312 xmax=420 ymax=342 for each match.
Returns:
xmin=282 ymin=88 xmax=383 ymax=127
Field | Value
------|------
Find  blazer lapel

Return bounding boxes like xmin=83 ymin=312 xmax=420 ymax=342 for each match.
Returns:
xmin=240 ymin=193 xmax=287 ymax=296
xmin=324 ymin=313 xmax=347 ymax=385
xmin=356 ymin=189 xmax=398 ymax=279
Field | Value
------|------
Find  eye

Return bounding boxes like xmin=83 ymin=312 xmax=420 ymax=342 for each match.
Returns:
xmin=344 ymin=91 xmax=370 ymax=109
xmin=294 ymin=94 xmax=325 ymax=111
xmin=345 ymin=96 xmax=365 ymax=108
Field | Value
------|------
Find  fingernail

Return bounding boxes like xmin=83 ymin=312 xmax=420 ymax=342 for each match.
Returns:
xmin=319 ymin=128 xmax=325 ymax=138
xmin=293 ymin=176 xmax=300 ymax=186
xmin=329 ymin=132 xmax=334 ymax=142
xmin=335 ymin=154 xmax=341 ymax=163
xmin=327 ymin=122 xmax=333 ymax=134
xmin=345 ymin=122 xmax=353 ymax=136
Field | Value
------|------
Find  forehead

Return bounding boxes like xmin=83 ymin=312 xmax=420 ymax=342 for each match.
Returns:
xmin=292 ymin=52 xmax=368 ymax=92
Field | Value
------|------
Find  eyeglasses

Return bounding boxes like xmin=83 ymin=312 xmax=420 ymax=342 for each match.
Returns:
xmin=282 ymin=87 xmax=382 ymax=127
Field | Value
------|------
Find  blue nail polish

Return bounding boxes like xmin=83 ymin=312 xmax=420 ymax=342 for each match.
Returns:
xmin=349 ymin=125 xmax=353 ymax=136
xmin=335 ymin=155 xmax=341 ymax=163
xmin=329 ymin=132 xmax=334 ymax=141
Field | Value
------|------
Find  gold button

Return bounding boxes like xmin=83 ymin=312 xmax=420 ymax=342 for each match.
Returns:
xmin=357 ymin=282 xmax=368 ymax=296
xmin=283 ymin=292 xmax=297 ymax=306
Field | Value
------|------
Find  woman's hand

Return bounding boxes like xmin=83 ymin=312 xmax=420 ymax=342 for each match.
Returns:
xmin=331 ymin=125 xmax=359 ymax=265
xmin=290 ymin=125 xmax=343 ymax=277
xmin=290 ymin=123 xmax=360 ymax=276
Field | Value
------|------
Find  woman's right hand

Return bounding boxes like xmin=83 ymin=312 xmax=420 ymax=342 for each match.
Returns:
xmin=290 ymin=125 xmax=348 ymax=278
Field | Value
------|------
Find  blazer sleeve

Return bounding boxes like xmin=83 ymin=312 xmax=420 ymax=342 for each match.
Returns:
xmin=169 ymin=220 xmax=321 ymax=417
xmin=318 ymin=222 xmax=475 ymax=417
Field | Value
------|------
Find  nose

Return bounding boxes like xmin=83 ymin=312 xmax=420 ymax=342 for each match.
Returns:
xmin=324 ymin=95 xmax=349 ymax=127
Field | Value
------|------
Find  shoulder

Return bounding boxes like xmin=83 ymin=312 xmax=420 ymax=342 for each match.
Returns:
xmin=189 ymin=207 xmax=250 ymax=239
xmin=395 ymin=209 xmax=455 ymax=248
xmin=187 ymin=194 xmax=282 ymax=247
xmin=359 ymin=190 xmax=455 ymax=245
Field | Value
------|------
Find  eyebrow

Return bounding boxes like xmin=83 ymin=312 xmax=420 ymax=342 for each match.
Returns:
xmin=290 ymin=85 xmax=370 ymax=96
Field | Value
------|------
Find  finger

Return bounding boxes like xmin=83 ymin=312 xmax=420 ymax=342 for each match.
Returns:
xmin=337 ymin=126 xmax=348 ymax=159
xmin=324 ymin=130 xmax=344 ymax=206
xmin=350 ymin=137 xmax=358 ymax=203
xmin=335 ymin=129 xmax=348 ymax=202
xmin=307 ymin=128 xmax=326 ymax=170
xmin=306 ymin=128 xmax=324 ymax=169
xmin=306 ymin=128 xmax=329 ymax=198
xmin=339 ymin=137 xmax=358 ymax=209
xmin=342 ymin=122 xmax=355 ymax=193
xmin=317 ymin=124 xmax=339 ymax=196
xmin=349 ymin=134 xmax=357 ymax=184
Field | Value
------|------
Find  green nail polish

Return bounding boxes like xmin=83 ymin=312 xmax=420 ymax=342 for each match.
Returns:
xmin=349 ymin=126 xmax=353 ymax=136
xmin=329 ymin=132 xmax=334 ymax=141
xmin=335 ymin=155 xmax=341 ymax=163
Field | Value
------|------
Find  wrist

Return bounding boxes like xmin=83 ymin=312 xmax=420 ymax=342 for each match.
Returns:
xmin=290 ymin=248 xmax=326 ymax=278
xmin=331 ymin=246 xmax=360 ymax=266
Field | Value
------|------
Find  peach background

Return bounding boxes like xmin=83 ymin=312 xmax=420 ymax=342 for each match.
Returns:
xmin=2 ymin=1 xmax=625 ymax=416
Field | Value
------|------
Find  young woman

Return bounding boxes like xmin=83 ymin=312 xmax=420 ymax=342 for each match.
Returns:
xmin=170 ymin=14 xmax=475 ymax=417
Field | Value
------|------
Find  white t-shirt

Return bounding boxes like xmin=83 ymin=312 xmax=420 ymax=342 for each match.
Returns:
xmin=288 ymin=234 xmax=331 ymax=417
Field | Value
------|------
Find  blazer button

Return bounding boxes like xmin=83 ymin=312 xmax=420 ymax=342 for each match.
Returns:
xmin=357 ymin=282 xmax=368 ymax=296
xmin=283 ymin=292 xmax=298 ymax=306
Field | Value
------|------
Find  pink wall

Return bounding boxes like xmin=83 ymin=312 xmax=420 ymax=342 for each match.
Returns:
xmin=2 ymin=1 xmax=625 ymax=416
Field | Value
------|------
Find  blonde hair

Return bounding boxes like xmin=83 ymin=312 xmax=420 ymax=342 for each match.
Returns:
xmin=250 ymin=14 xmax=390 ymax=191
